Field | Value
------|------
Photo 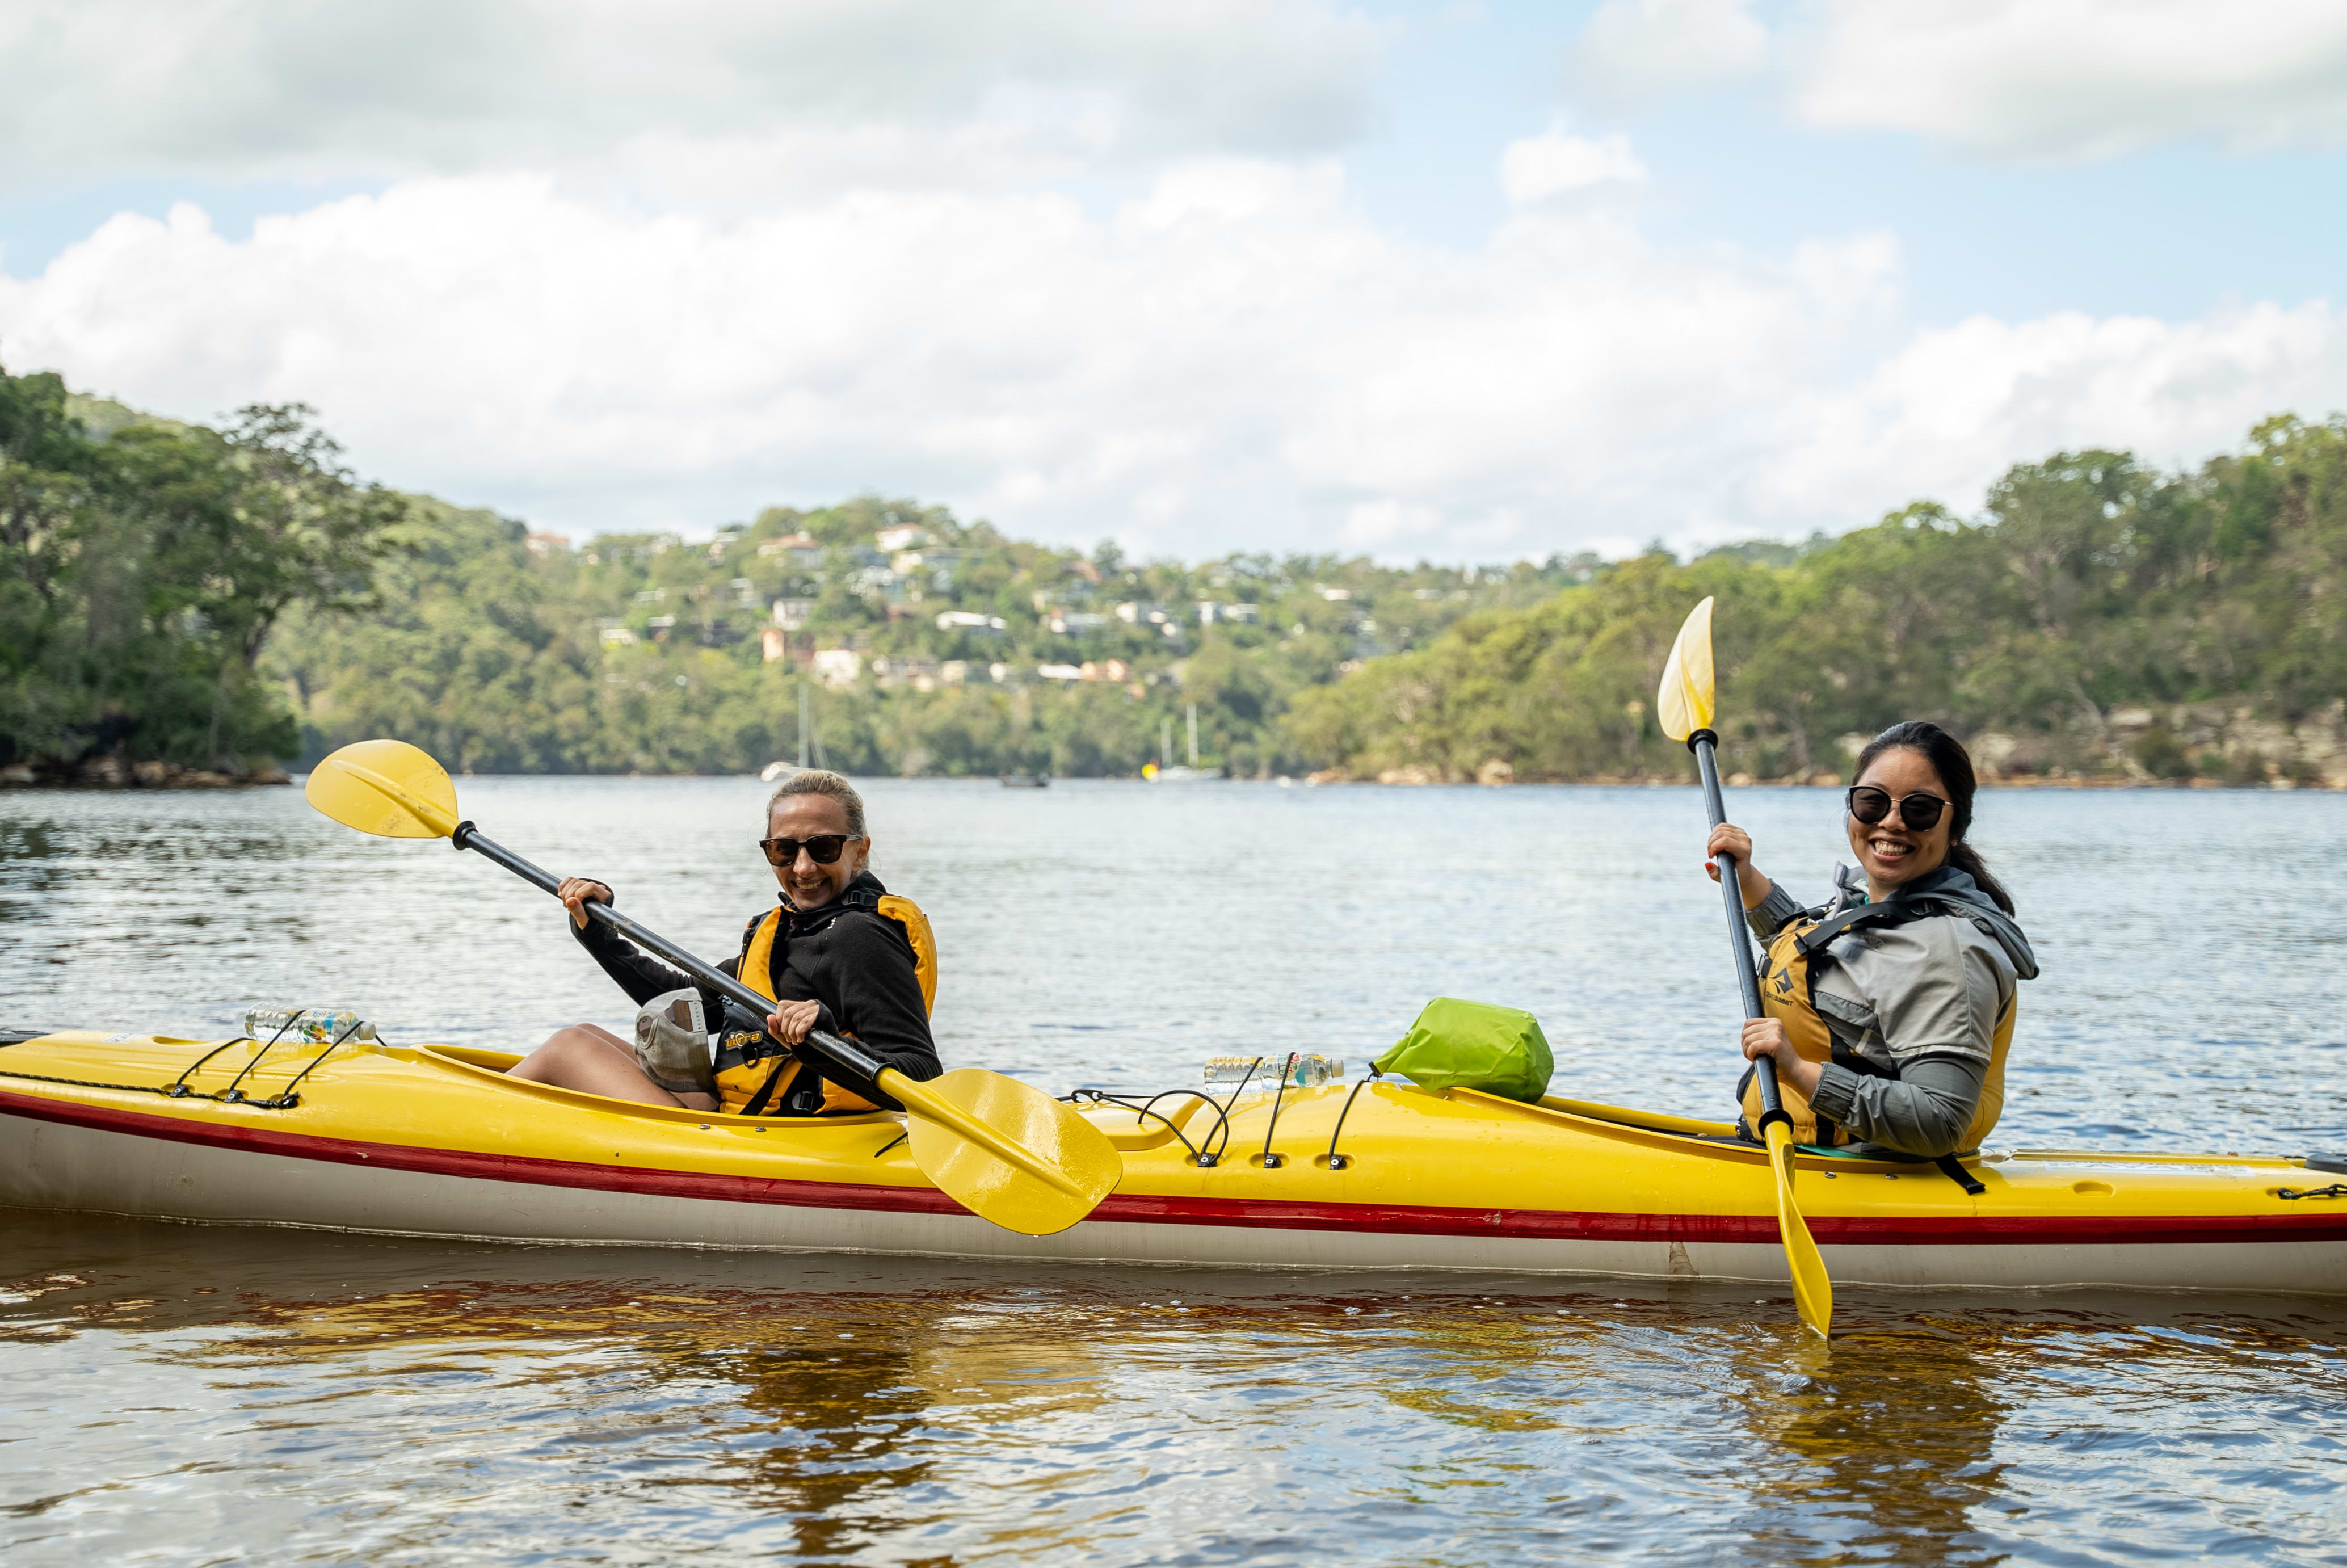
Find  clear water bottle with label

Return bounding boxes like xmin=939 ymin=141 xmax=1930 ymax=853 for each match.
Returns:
xmin=1202 ymin=1053 xmax=1345 ymax=1090
xmin=243 ymin=1007 xmax=376 ymax=1045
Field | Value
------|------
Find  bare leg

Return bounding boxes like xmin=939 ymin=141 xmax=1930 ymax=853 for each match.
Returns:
xmin=510 ymin=1024 xmax=718 ymax=1112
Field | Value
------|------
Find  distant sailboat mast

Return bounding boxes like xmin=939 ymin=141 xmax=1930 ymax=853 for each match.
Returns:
xmin=1147 ymin=703 xmax=1221 ymax=782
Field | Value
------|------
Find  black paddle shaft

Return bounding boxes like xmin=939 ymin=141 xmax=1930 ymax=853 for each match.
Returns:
xmin=1686 ymin=730 xmax=1788 ymax=1129
xmin=449 ymin=821 xmax=890 ymax=1095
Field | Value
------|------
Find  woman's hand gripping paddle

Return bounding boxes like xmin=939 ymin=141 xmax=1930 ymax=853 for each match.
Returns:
xmin=305 ymin=739 xmax=1123 ymax=1237
xmin=1659 ymin=600 xmax=1835 ymax=1339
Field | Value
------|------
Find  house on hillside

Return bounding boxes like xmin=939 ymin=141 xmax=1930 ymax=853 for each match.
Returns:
xmin=936 ymin=610 xmax=1007 ymax=634
xmin=756 ymin=533 xmax=823 ymax=569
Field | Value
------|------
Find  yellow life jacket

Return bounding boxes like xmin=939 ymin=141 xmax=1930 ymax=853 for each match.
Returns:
xmin=713 ymin=893 xmax=937 ymax=1117
xmin=1740 ymin=910 xmax=2014 ymax=1153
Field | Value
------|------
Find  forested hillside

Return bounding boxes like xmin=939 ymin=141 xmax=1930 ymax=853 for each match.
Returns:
xmin=263 ymin=493 xmax=1589 ymax=777
xmin=6 ymin=361 xmax=2343 ymax=785
xmin=0 ymin=370 xmax=401 ymax=783
xmin=1292 ymin=416 xmax=2347 ymax=787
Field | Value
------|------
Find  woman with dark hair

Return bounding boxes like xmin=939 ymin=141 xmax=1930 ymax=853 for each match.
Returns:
xmin=1705 ymin=721 xmax=2038 ymax=1162
xmin=508 ymin=770 xmax=943 ymax=1116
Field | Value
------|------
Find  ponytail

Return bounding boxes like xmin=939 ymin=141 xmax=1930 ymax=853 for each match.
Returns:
xmin=1943 ymin=840 xmax=2014 ymax=917
xmin=1853 ymin=721 xmax=2016 ymax=916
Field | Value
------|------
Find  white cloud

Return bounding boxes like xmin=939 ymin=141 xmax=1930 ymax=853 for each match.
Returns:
xmin=10 ymin=154 xmax=2333 ymax=565
xmin=1794 ymin=0 xmax=2347 ymax=161
xmin=0 ymin=0 xmax=1388 ymax=190
xmin=1500 ymin=125 xmax=1648 ymax=204
xmin=1564 ymin=0 xmax=1769 ymax=113
xmin=1772 ymin=300 xmax=2347 ymax=518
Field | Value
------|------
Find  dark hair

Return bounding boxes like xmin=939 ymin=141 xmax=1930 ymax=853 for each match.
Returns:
xmin=1850 ymin=721 xmax=2016 ymax=915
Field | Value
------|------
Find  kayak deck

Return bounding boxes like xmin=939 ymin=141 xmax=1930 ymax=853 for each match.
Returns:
xmin=2 ymin=1029 xmax=2342 ymax=1294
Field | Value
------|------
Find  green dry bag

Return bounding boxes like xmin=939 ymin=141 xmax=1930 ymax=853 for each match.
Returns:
xmin=1374 ymin=997 xmax=1553 ymax=1103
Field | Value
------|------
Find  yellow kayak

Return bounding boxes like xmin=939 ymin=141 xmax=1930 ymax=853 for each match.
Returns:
xmin=2 ymin=1028 xmax=2342 ymax=1294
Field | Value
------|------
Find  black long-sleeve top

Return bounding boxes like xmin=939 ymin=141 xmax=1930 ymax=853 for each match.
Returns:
xmin=572 ymin=872 xmax=943 ymax=1105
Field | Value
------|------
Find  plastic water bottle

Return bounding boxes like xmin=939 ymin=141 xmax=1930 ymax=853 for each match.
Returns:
xmin=242 ymin=1007 xmax=376 ymax=1045
xmin=1202 ymin=1053 xmax=1345 ymax=1090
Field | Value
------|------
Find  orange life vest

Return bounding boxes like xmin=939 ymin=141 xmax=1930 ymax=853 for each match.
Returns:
xmin=712 ymin=893 xmax=937 ymax=1117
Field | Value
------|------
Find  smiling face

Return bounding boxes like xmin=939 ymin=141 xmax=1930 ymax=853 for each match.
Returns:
xmin=1847 ymin=745 xmax=1953 ymax=897
xmin=766 ymin=792 xmax=869 ymax=910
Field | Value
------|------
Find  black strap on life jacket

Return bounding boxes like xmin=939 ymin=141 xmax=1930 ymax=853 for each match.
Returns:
xmin=738 ymin=1056 xmax=795 ymax=1117
xmin=1801 ymin=1040 xmax=1984 ymax=1194
xmin=1933 ymin=1154 xmax=1986 ymax=1195
xmin=1793 ymin=894 xmax=1957 ymax=960
xmin=712 ymin=995 xmax=815 ymax=1119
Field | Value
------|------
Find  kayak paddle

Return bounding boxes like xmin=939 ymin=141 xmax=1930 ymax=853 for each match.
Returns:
xmin=1659 ymin=598 xmax=1834 ymax=1338
xmin=304 ymin=738 xmax=1123 ymax=1237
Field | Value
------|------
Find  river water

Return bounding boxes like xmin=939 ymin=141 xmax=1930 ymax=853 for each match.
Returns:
xmin=3 ymin=778 xmax=2345 ymax=1564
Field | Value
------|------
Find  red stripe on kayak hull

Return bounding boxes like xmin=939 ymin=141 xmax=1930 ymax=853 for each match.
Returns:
xmin=6 ymin=1089 xmax=2345 ymax=1248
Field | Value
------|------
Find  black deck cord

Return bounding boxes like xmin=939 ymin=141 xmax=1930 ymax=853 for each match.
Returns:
xmin=2278 ymin=1183 xmax=2347 ymax=1200
xmin=1324 ymin=1070 xmax=1382 ymax=1170
xmin=0 ymin=1018 xmax=325 ymax=1108
xmin=873 ymin=1129 xmax=909 ymax=1158
xmin=170 ymin=1016 xmax=295 ymax=1095
xmin=1097 ymin=1070 xmax=1260 ymax=1168
xmin=1135 ymin=1089 xmax=1229 ymax=1159
xmin=1259 ymin=1053 xmax=1298 ymax=1168
xmin=216 ymin=1012 xmax=312 ymax=1102
xmin=1059 ymin=1089 xmax=1205 ymax=1161
xmin=249 ymin=1020 xmax=368 ymax=1109
xmin=0 ymin=1064 xmax=249 ymax=1099
xmin=1200 ymin=1057 xmax=1264 ymax=1166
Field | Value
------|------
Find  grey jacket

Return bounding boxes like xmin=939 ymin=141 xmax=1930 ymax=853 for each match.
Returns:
xmin=1745 ymin=863 xmax=2037 ymax=1157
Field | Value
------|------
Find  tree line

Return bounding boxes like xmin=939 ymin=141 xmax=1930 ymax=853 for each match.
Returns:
xmin=5 ymin=363 xmax=2341 ymax=785
xmin=1 ymin=371 xmax=400 ymax=782
xmin=1292 ymin=415 xmax=2347 ymax=787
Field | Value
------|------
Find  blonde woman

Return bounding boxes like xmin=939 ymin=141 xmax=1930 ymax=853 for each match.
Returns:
xmin=510 ymin=771 xmax=941 ymax=1116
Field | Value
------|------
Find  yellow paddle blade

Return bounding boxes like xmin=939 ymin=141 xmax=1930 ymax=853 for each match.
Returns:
xmin=900 ymin=1068 xmax=1124 ymax=1235
xmin=305 ymin=739 xmax=461 ymax=839
xmin=1656 ymin=596 xmax=1717 ymax=742
xmin=1764 ymin=1120 xmax=1835 ymax=1339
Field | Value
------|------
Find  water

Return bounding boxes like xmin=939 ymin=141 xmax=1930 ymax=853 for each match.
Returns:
xmin=4 ymin=779 xmax=2346 ymax=1563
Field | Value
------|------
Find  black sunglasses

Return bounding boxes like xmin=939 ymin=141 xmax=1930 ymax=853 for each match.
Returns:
xmin=1845 ymin=785 xmax=1950 ymax=831
xmin=759 ymin=833 xmax=862 ymax=867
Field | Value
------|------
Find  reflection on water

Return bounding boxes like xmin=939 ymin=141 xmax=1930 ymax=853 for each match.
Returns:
xmin=1732 ymin=1326 xmax=2007 ymax=1567
xmin=5 ymin=780 xmax=2347 ymax=1562
xmin=5 ymin=1213 xmax=2344 ymax=1565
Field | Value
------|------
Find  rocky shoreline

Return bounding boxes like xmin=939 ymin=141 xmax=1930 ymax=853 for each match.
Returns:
xmin=0 ymin=759 xmax=293 ymax=789
xmin=1309 ymin=702 xmax=2347 ymax=791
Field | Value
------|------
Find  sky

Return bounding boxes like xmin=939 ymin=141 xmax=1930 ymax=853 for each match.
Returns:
xmin=3 ymin=0 xmax=2345 ymax=564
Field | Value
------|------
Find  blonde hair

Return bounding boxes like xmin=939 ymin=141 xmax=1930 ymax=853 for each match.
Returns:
xmin=766 ymin=770 xmax=867 ymax=837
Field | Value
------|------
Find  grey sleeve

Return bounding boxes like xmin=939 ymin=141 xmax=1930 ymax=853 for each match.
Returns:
xmin=1807 ymin=1056 xmax=1987 ymax=1158
xmin=1869 ymin=925 xmax=2004 ymax=1068
xmin=1745 ymin=880 xmax=1806 ymax=940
